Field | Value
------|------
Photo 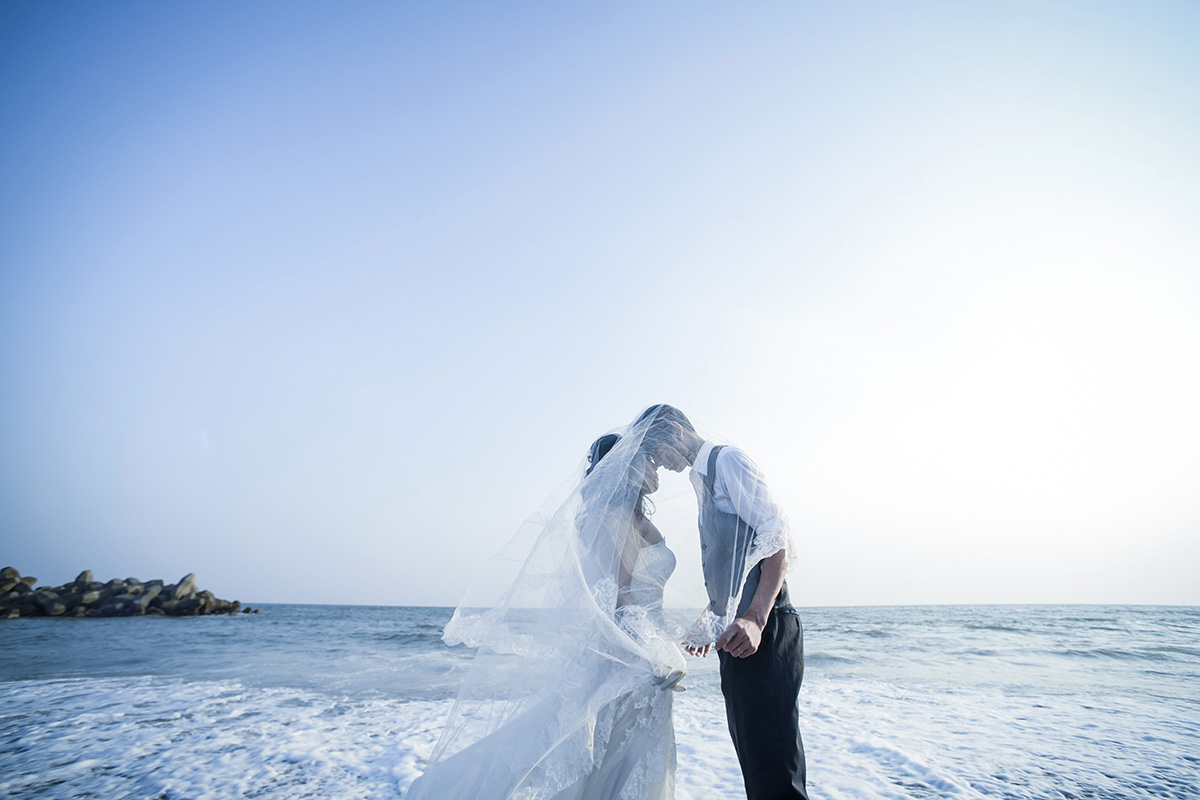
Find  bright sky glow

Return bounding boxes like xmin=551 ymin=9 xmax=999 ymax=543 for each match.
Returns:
xmin=2 ymin=1 xmax=1197 ymax=607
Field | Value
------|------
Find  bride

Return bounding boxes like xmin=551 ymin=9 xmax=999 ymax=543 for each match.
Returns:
xmin=404 ymin=413 xmax=686 ymax=800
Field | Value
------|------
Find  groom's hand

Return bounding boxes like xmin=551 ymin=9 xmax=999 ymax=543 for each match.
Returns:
xmin=716 ymin=617 xmax=764 ymax=658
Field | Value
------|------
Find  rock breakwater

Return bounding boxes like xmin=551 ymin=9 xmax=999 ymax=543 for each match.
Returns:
xmin=0 ymin=567 xmax=260 ymax=618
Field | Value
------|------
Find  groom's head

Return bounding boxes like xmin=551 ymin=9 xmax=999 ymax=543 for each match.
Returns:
xmin=636 ymin=404 xmax=701 ymax=472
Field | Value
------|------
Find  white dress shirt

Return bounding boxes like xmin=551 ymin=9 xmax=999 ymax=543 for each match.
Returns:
xmin=689 ymin=440 xmax=790 ymax=547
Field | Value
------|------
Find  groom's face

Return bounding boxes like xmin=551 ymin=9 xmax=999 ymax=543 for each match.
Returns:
xmin=646 ymin=425 xmax=690 ymax=473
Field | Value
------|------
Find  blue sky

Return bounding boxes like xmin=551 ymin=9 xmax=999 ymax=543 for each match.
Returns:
xmin=2 ymin=1 xmax=1198 ymax=606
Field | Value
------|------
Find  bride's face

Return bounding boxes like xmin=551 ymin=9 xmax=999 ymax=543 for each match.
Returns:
xmin=639 ymin=456 xmax=660 ymax=495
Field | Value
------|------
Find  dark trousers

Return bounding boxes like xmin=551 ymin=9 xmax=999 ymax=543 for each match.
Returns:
xmin=718 ymin=605 xmax=808 ymax=800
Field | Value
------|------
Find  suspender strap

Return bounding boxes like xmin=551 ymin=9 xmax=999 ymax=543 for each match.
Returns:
xmin=704 ymin=445 xmax=724 ymax=494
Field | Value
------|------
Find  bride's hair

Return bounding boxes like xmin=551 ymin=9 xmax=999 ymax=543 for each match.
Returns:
xmin=584 ymin=432 xmax=655 ymax=518
xmin=585 ymin=433 xmax=620 ymax=476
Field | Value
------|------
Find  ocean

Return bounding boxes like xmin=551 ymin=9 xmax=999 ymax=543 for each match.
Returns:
xmin=1 ymin=604 xmax=1196 ymax=799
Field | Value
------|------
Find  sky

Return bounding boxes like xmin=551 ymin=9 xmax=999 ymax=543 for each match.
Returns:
xmin=2 ymin=1 xmax=1197 ymax=608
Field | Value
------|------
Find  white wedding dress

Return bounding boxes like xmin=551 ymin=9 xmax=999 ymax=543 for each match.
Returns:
xmin=406 ymin=541 xmax=681 ymax=800
xmin=405 ymin=414 xmax=712 ymax=800
xmin=551 ymin=540 xmax=679 ymax=800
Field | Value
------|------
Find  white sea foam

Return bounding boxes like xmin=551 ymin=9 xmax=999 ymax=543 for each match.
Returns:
xmin=2 ymin=605 xmax=1197 ymax=799
xmin=1 ymin=676 xmax=435 ymax=799
xmin=3 ymin=670 xmax=1196 ymax=800
xmin=0 ymin=676 xmax=737 ymax=799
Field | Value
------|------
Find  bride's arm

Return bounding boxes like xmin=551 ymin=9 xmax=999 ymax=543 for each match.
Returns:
xmin=617 ymin=514 xmax=660 ymax=607
xmin=616 ymin=524 xmax=642 ymax=607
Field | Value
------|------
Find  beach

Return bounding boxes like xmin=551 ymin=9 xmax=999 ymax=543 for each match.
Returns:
xmin=2 ymin=604 xmax=1197 ymax=799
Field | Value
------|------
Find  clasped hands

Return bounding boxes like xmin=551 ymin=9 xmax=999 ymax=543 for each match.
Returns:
xmin=683 ymin=616 xmax=763 ymax=659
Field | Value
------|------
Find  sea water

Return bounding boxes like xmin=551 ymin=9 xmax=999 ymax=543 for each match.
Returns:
xmin=1 ymin=604 xmax=1197 ymax=799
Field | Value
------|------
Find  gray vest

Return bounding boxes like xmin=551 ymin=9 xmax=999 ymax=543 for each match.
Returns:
xmin=698 ymin=445 xmax=788 ymax=618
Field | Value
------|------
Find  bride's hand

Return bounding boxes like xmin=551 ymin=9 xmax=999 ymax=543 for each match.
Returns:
xmin=682 ymin=610 xmax=715 ymax=656
xmin=654 ymin=669 xmax=687 ymax=691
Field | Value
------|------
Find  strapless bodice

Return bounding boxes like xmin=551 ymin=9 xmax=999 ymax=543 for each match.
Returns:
xmin=629 ymin=541 xmax=676 ymax=607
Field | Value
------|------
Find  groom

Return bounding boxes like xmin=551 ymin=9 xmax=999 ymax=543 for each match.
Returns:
xmin=638 ymin=404 xmax=808 ymax=800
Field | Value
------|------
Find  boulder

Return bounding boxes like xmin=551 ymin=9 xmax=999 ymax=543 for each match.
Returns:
xmin=113 ymin=592 xmax=150 ymax=618
xmin=99 ymin=595 xmax=135 ymax=617
xmin=52 ymin=592 xmax=83 ymax=614
xmin=33 ymin=592 xmax=60 ymax=613
xmin=131 ymin=585 xmax=162 ymax=612
xmin=173 ymin=573 xmax=198 ymax=600
xmin=170 ymin=597 xmax=200 ymax=614
xmin=2 ymin=596 xmax=38 ymax=613
xmin=0 ymin=568 xmax=248 ymax=619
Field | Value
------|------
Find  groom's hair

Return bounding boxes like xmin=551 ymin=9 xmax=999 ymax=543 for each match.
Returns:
xmin=636 ymin=404 xmax=695 ymax=434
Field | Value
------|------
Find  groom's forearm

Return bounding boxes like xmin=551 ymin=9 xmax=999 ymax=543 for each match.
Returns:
xmin=743 ymin=550 xmax=787 ymax=628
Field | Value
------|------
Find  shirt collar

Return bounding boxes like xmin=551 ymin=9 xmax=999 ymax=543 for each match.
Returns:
xmin=692 ymin=440 xmax=715 ymax=475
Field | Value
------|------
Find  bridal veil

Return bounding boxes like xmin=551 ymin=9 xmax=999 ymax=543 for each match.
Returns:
xmin=404 ymin=406 xmax=793 ymax=799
